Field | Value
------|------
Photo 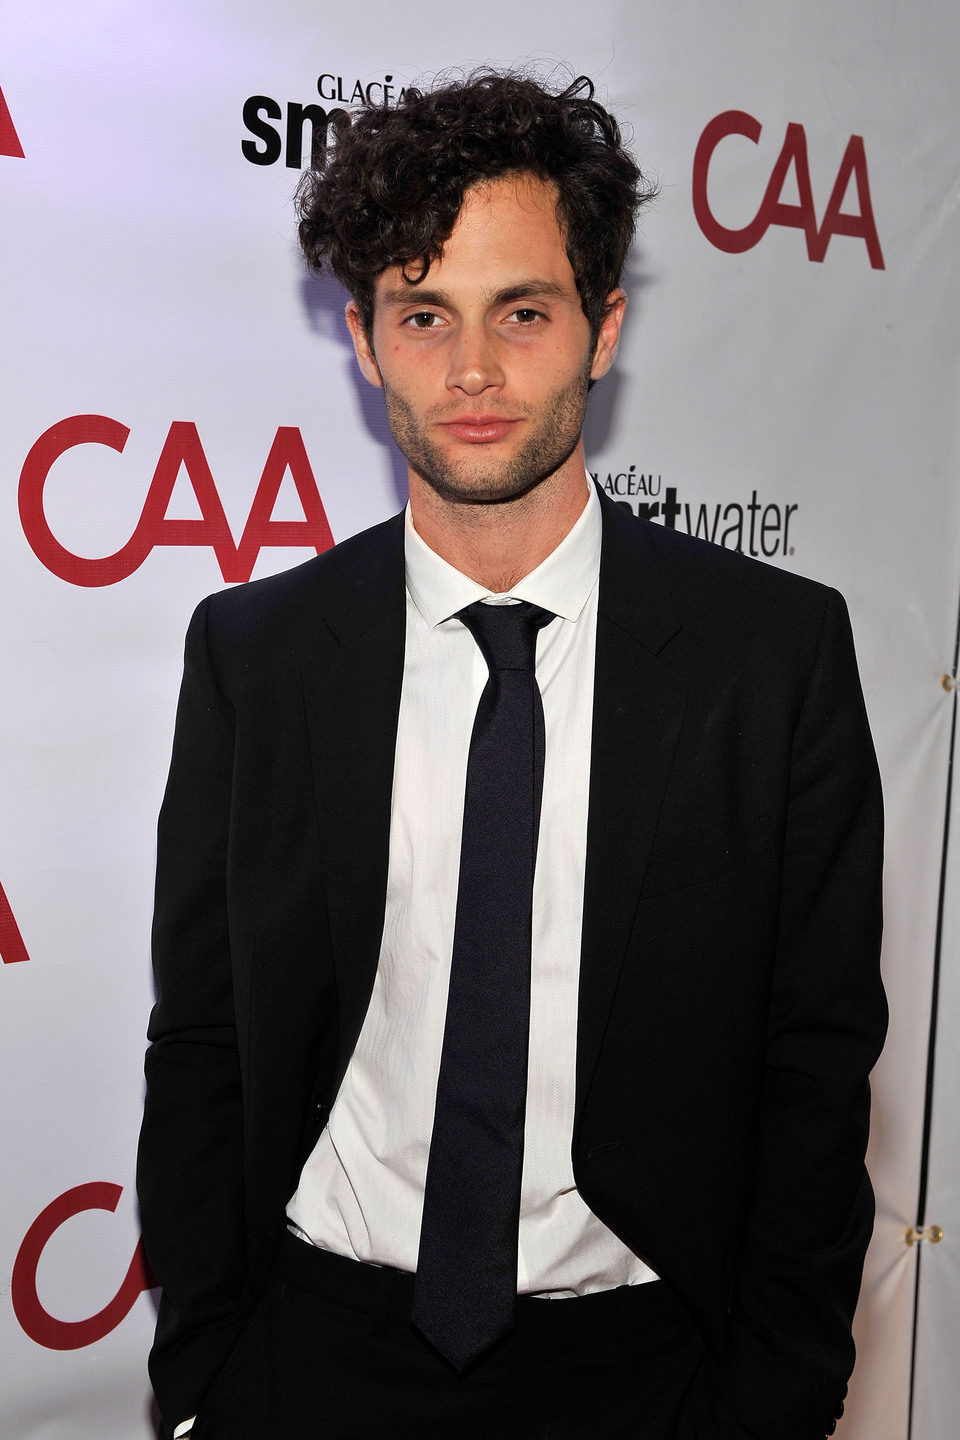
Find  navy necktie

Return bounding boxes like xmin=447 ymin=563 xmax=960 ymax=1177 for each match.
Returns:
xmin=412 ymin=599 xmax=554 ymax=1372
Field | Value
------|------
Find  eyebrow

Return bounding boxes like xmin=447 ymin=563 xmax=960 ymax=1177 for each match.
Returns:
xmin=379 ymin=278 xmax=570 ymax=310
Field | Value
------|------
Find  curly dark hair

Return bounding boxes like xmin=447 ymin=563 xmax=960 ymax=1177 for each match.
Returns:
xmin=296 ymin=70 xmax=657 ymax=339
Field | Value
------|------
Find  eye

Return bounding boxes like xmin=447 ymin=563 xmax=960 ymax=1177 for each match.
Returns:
xmin=403 ymin=311 xmax=442 ymax=329
xmin=508 ymin=308 xmax=545 ymax=325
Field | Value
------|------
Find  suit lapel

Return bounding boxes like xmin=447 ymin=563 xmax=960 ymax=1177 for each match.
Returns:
xmin=576 ymin=496 xmax=690 ymax=1115
xmin=299 ymin=512 xmax=407 ymax=1088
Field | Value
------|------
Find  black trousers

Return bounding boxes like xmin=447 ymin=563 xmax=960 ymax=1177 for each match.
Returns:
xmin=190 ymin=1231 xmax=714 ymax=1440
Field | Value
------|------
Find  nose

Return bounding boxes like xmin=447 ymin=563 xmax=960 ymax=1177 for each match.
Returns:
xmin=445 ymin=322 xmax=505 ymax=395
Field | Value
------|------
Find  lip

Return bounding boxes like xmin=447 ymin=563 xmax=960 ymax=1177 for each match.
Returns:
xmin=436 ymin=416 xmax=521 ymax=443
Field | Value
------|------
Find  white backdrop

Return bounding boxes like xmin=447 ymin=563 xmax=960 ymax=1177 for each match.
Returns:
xmin=2 ymin=3 xmax=959 ymax=1437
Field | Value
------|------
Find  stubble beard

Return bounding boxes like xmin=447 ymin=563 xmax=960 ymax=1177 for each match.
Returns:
xmin=381 ymin=356 xmax=593 ymax=507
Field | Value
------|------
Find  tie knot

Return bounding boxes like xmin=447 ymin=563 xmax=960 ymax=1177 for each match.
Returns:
xmin=458 ymin=600 xmax=554 ymax=673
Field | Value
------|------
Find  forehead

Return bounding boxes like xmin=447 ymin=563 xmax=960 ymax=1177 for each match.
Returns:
xmin=448 ymin=172 xmax=566 ymax=253
xmin=374 ymin=172 xmax=575 ymax=304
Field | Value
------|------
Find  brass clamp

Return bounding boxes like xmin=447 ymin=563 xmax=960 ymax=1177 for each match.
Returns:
xmin=905 ymin=1225 xmax=944 ymax=1246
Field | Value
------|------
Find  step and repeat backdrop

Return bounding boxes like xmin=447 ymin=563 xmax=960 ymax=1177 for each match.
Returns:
xmin=2 ymin=2 xmax=959 ymax=1437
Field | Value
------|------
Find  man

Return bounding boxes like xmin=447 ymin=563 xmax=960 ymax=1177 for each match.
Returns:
xmin=137 ymin=72 xmax=885 ymax=1440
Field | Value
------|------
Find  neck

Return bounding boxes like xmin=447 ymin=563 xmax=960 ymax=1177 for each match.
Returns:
xmin=408 ymin=448 xmax=590 ymax=591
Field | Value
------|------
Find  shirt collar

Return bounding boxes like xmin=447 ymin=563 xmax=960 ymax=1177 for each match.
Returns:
xmin=404 ymin=479 xmax=601 ymax=628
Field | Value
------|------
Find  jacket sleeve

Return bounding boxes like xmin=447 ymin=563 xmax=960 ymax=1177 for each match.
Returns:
xmin=137 ymin=597 xmax=249 ymax=1439
xmin=684 ymin=588 xmax=886 ymax=1440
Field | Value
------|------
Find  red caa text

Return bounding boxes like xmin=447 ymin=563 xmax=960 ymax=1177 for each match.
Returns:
xmin=12 ymin=1183 xmax=155 ymax=1349
xmin=693 ymin=111 xmax=884 ymax=269
xmin=19 ymin=416 xmax=334 ymax=587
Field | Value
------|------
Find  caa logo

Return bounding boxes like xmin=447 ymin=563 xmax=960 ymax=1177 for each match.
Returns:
xmin=0 ymin=82 xmax=24 ymax=158
xmin=693 ymin=111 xmax=884 ymax=269
xmin=5 ymin=905 xmax=153 ymax=1350
xmin=19 ymin=416 xmax=334 ymax=587
xmin=13 ymin=1183 xmax=154 ymax=1349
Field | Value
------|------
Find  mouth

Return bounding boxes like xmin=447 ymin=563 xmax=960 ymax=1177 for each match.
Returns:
xmin=436 ymin=415 xmax=522 ymax=444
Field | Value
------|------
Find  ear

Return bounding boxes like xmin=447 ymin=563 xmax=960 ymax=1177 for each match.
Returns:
xmin=345 ymin=301 xmax=383 ymax=388
xmin=589 ymin=289 xmax=627 ymax=381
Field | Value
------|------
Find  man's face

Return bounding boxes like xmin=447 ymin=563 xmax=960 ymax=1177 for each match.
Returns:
xmin=346 ymin=173 xmax=624 ymax=511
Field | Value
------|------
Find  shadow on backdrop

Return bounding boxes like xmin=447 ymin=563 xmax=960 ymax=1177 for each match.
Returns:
xmin=583 ymin=246 xmax=658 ymax=463
xmin=297 ymin=261 xmax=409 ymax=510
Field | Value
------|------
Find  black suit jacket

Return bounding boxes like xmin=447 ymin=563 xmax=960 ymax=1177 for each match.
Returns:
xmin=137 ymin=490 xmax=885 ymax=1440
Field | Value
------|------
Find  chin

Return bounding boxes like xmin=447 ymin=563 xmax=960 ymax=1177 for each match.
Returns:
xmin=420 ymin=468 xmax=554 ymax=507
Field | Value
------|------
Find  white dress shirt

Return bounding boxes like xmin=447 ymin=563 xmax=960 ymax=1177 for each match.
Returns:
xmin=287 ymin=478 xmax=655 ymax=1296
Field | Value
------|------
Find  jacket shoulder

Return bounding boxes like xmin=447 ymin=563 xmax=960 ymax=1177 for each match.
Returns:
xmin=602 ymin=494 xmax=839 ymax=645
xmin=188 ymin=510 xmax=405 ymax=659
